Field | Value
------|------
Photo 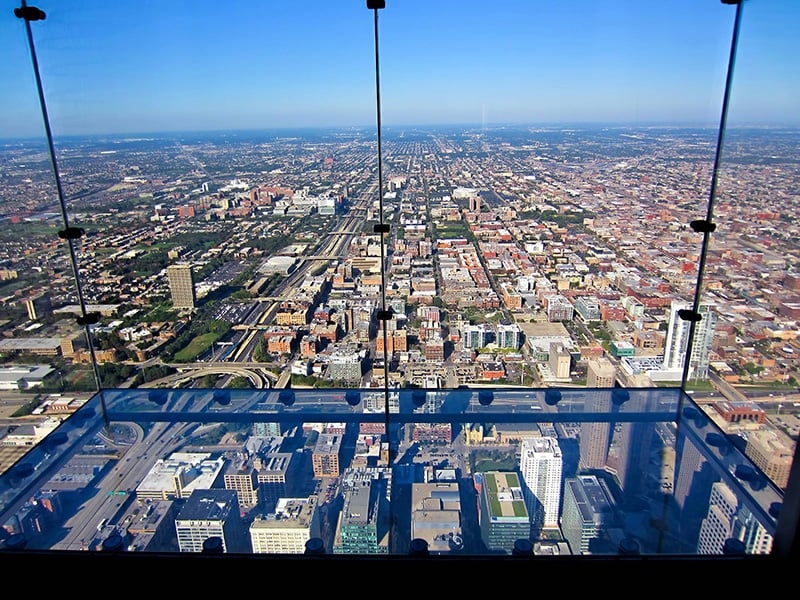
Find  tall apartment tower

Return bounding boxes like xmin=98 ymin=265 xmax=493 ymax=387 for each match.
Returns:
xmin=519 ymin=436 xmax=563 ymax=531
xmin=697 ymin=481 xmax=773 ymax=555
xmin=24 ymin=292 xmax=52 ymax=321
xmin=671 ymin=422 xmax=721 ymax=545
xmin=496 ymin=322 xmax=522 ymax=349
xmin=174 ymin=489 xmax=246 ymax=553
xmin=662 ymin=300 xmax=717 ymax=379
xmin=463 ymin=323 xmax=490 ymax=349
xmin=610 ymin=390 xmax=658 ymax=498
xmin=548 ymin=342 xmax=571 ymax=379
xmin=587 ymin=357 xmax=616 ymax=388
xmin=580 ymin=357 xmax=617 ymax=470
xmin=744 ymin=429 xmax=794 ymax=489
xmin=167 ymin=263 xmax=196 ymax=309
xmin=469 ymin=195 xmax=481 ymax=212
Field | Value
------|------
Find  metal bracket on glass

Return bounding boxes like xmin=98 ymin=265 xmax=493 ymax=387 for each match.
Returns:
xmin=366 ymin=0 xmax=385 ymax=9
xmin=689 ymin=219 xmax=716 ymax=233
xmin=76 ymin=313 xmax=100 ymax=326
xmin=720 ymin=0 xmax=740 ymax=5
xmin=377 ymin=309 xmax=393 ymax=321
xmin=373 ymin=223 xmax=390 ymax=233
xmin=14 ymin=5 xmax=46 ymax=20
xmin=677 ymin=309 xmax=702 ymax=323
xmin=58 ymin=227 xmax=85 ymax=240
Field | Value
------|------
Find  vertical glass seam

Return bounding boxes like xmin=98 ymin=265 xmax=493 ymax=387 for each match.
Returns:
xmin=16 ymin=1 xmax=105 ymax=407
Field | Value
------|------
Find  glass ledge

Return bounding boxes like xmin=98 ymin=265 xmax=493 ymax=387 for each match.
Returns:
xmin=0 ymin=386 xmax=787 ymax=560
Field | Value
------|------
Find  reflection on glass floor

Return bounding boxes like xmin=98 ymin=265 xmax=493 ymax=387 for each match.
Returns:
xmin=0 ymin=387 xmax=783 ymax=557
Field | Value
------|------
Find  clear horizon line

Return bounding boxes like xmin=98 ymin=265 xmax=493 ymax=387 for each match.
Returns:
xmin=3 ymin=120 xmax=799 ymax=142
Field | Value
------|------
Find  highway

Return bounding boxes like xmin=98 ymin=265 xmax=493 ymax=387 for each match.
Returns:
xmin=50 ymin=392 xmax=216 ymax=551
xmin=222 ymin=212 xmax=364 ymax=366
xmin=121 ymin=201 xmax=372 ymax=392
xmin=143 ymin=363 xmax=276 ymax=389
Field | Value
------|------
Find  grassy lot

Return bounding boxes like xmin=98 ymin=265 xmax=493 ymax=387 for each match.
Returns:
xmin=471 ymin=448 xmax=518 ymax=473
xmin=173 ymin=332 xmax=220 ymax=362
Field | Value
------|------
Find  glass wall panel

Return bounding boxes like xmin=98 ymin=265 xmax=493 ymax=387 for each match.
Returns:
xmin=373 ymin=0 xmax=737 ymax=393
xmin=0 ymin=387 xmax=782 ymax=555
xmin=701 ymin=0 xmax=800 ymax=536
xmin=0 ymin=3 xmax=99 ymax=458
xmin=0 ymin=0 xmax=797 ymax=561
xmin=1 ymin=2 xmax=379 ymax=404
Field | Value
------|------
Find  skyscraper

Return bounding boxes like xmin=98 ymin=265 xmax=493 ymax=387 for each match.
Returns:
xmin=475 ymin=471 xmax=530 ymax=553
xmin=333 ymin=467 xmax=391 ymax=554
xmin=662 ymin=300 xmax=716 ymax=380
xmin=561 ymin=475 xmax=618 ymax=555
xmin=744 ymin=429 xmax=794 ymax=490
xmin=697 ymin=481 xmax=773 ymax=555
xmin=249 ymin=497 xmax=321 ymax=554
xmin=610 ymin=390 xmax=658 ymax=498
xmin=174 ymin=489 xmax=246 ymax=553
xmin=580 ymin=358 xmax=616 ymax=470
xmin=167 ymin=263 xmax=196 ymax=309
xmin=519 ymin=436 xmax=563 ymax=531
xmin=587 ymin=357 xmax=616 ymax=388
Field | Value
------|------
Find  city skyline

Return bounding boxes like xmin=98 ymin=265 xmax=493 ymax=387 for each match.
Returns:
xmin=0 ymin=117 xmax=795 ymax=559
xmin=0 ymin=1 xmax=798 ymax=566
xmin=1 ymin=0 xmax=798 ymax=138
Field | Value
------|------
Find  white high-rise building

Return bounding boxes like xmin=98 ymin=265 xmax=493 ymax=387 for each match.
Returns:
xmin=463 ymin=323 xmax=491 ymax=349
xmin=519 ymin=436 xmax=563 ymax=530
xmin=697 ymin=481 xmax=773 ymax=555
xmin=662 ymin=300 xmax=716 ymax=380
xmin=496 ymin=323 xmax=522 ymax=349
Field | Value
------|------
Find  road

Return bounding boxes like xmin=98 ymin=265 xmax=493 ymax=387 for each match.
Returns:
xmin=51 ymin=392 xmax=213 ymax=551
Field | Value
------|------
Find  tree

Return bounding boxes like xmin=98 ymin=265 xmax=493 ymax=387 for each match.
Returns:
xmin=743 ymin=362 xmax=764 ymax=376
xmin=141 ymin=364 xmax=176 ymax=383
xmin=228 ymin=376 xmax=253 ymax=389
xmin=99 ymin=363 xmax=136 ymax=387
xmin=200 ymin=374 xmax=218 ymax=388
xmin=253 ymin=337 xmax=270 ymax=362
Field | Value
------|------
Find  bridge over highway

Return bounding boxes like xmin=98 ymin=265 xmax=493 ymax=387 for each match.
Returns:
xmin=141 ymin=363 xmax=278 ymax=389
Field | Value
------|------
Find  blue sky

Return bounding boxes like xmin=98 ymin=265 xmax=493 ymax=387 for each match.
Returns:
xmin=1 ymin=0 xmax=798 ymax=137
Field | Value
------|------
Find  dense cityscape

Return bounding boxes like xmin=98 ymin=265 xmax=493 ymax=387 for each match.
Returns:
xmin=0 ymin=124 xmax=797 ymax=556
